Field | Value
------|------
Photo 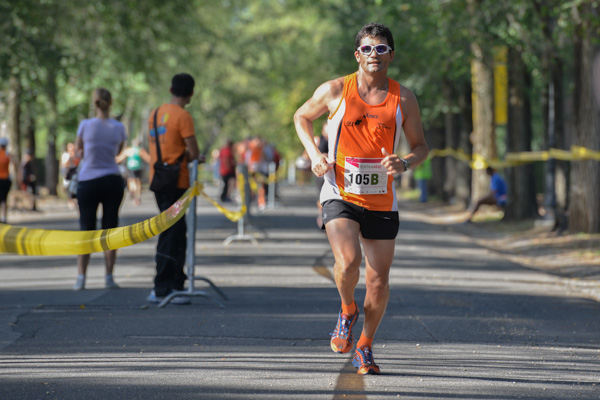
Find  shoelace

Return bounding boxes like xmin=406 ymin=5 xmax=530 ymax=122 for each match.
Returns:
xmin=358 ymin=346 xmax=374 ymax=365
xmin=331 ymin=314 xmax=352 ymax=338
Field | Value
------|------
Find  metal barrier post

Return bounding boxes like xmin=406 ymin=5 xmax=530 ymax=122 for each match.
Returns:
xmin=158 ymin=160 xmax=227 ymax=308
xmin=266 ymin=161 xmax=277 ymax=210
xmin=223 ymin=164 xmax=259 ymax=246
xmin=288 ymin=160 xmax=296 ymax=185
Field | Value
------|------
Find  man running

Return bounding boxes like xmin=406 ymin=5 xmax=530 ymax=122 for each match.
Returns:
xmin=294 ymin=23 xmax=429 ymax=375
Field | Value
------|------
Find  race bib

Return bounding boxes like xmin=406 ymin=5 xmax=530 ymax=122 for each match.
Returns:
xmin=344 ymin=157 xmax=388 ymax=195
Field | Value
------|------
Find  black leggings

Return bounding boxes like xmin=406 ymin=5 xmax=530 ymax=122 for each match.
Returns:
xmin=77 ymin=175 xmax=125 ymax=231
xmin=0 ymin=179 xmax=11 ymax=203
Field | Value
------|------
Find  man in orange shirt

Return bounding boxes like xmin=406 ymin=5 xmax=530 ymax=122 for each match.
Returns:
xmin=146 ymin=73 xmax=201 ymax=304
xmin=294 ymin=23 xmax=429 ymax=374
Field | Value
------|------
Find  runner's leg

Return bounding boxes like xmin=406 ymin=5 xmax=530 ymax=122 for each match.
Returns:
xmin=469 ymin=193 xmax=497 ymax=220
xmin=359 ymin=238 xmax=395 ymax=339
xmin=325 ymin=218 xmax=362 ymax=306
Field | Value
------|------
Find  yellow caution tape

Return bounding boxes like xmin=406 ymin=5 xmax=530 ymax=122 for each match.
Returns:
xmin=572 ymin=145 xmax=600 ymax=160
xmin=0 ymin=184 xmax=200 ymax=256
xmin=0 ymin=171 xmax=255 ymax=256
xmin=247 ymin=164 xmax=286 ymax=186
xmin=248 ymin=174 xmax=259 ymax=192
xmin=430 ymin=145 xmax=600 ymax=170
xmin=470 ymin=153 xmax=488 ymax=171
xmin=197 ymin=173 xmax=247 ymax=222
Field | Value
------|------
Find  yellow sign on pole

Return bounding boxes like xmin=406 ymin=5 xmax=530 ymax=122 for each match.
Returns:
xmin=471 ymin=58 xmax=479 ymax=129
xmin=493 ymin=46 xmax=508 ymax=126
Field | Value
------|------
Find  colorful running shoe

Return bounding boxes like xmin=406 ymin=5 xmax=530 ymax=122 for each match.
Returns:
xmin=352 ymin=346 xmax=381 ymax=375
xmin=330 ymin=306 xmax=359 ymax=353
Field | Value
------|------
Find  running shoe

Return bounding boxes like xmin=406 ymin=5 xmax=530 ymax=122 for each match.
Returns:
xmin=330 ymin=305 xmax=359 ymax=353
xmin=352 ymin=346 xmax=381 ymax=375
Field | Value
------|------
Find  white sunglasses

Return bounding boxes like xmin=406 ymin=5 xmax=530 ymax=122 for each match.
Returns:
xmin=356 ymin=44 xmax=393 ymax=55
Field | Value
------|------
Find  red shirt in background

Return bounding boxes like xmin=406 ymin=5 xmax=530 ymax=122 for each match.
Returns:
xmin=219 ymin=145 xmax=236 ymax=177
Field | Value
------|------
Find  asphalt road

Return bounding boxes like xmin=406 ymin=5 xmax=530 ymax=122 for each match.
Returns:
xmin=1 ymin=183 xmax=599 ymax=400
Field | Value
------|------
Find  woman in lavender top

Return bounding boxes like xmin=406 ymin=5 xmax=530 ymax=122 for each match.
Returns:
xmin=73 ymin=88 xmax=127 ymax=290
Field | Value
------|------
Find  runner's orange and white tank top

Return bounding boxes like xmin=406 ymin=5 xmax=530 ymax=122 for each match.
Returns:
xmin=320 ymin=72 xmax=404 ymax=211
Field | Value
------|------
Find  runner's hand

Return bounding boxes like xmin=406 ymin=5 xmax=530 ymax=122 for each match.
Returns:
xmin=312 ymin=155 xmax=334 ymax=177
xmin=381 ymin=148 xmax=403 ymax=175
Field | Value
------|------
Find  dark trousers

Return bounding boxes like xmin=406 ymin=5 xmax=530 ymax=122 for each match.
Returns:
xmin=77 ymin=175 xmax=124 ymax=230
xmin=154 ymin=188 xmax=187 ymax=297
xmin=220 ymin=173 xmax=235 ymax=201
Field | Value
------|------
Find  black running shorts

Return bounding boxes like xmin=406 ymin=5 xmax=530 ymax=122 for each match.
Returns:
xmin=321 ymin=199 xmax=399 ymax=240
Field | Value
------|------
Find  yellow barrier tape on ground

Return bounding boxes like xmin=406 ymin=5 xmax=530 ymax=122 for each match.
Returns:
xmin=197 ymin=173 xmax=246 ymax=223
xmin=0 ymin=184 xmax=199 ymax=256
xmin=430 ymin=145 xmax=600 ymax=170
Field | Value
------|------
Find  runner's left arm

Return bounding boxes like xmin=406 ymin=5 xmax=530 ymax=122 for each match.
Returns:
xmin=381 ymin=87 xmax=429 ymax=175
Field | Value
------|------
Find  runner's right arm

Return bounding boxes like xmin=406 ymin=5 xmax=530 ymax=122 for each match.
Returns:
xmin=293 ymin=78 xmax=344 ymax=177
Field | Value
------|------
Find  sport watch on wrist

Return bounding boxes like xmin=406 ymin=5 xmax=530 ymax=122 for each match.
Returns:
xmin=400 ymin=158 xmax=410 ymax=171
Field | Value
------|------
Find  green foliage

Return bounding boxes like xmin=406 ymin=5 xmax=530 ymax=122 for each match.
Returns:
xmin=0 ymin=0 xmax=597 ymax=159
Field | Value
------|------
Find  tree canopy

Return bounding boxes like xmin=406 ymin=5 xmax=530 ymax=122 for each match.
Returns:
xmin=1 ymin=0 xmax=599 ymax=232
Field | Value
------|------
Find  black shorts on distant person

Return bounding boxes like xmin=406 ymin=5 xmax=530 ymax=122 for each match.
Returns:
xmin=128 ymin=169 xmax=142 ymax=179
xmin=321 ymin=199 xmax=399 ymax=240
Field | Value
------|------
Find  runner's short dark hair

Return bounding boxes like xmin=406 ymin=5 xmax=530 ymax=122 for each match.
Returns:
xmin=355 ymin=23 xmax=394 ymax=51
xmin=171 ymin=73 xmax=195 ymax=97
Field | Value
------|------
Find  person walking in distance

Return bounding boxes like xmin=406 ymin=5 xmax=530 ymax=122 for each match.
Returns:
xmin=294 ymin=23 xmax=429 ymax=374
xmin=19 ymin=150 xmax=38 ymax=212
xmin=0 ymin=138 xmax=13 ymax=224
xmin=218 ymin=139 xmax=236 ymax=202
xmin=73 ymin=88 xmax=127 ymax=290
xmin=414 ymin=156 xmax=432 ymax=203
xmin=116 ymin=139 xmax=151 ymax=206
xmin=146 ymin=73 xmax=202 ymax=304
xmin=60 ymin=142 xmax=80 ymax=210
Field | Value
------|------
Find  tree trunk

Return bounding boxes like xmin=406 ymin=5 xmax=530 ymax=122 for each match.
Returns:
xmin=24 ymin=98 xmax=36 ymax=156
xmin=552 ymin=60 xmax=569 ymax=212
xmin=428 ymin=124 xmax=445 ymax=200
xmin=536 ymin=3 xmax=569 ymax=214
xmin=442 ymin=80 xmax=456 ymax=202
xmin=539 ymin=17 xmax=557 ymax=217
xmin=456 ymin=82 xmax=473 ymax=207
xmin=505 ymin=47 xmax=538 ymax=220
xmin=7 ymin=75 xmax=21 ymax=179
xmin=45 ymin=68 xmax=59 ymax=195
xmin=570 ymin=2 xmax=600 ymax=233
xmin=470 ymin=42 xmax=496 ymax=204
